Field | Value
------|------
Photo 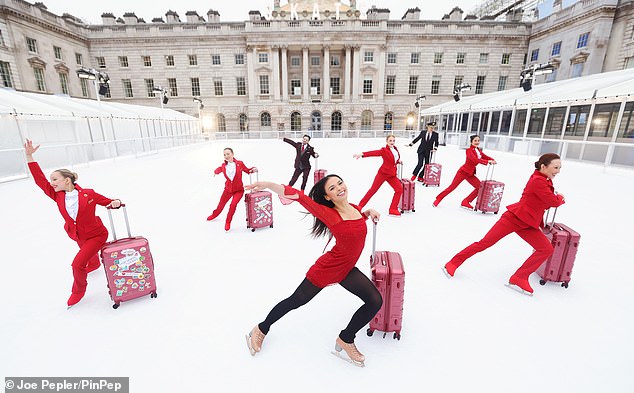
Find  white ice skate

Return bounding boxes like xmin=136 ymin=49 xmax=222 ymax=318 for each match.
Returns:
xmin=505 ymin=283 xmax=534 ymax=296
xmin=331 ymin=338 xmax=365 ymax=367
xmin=442 ymin=266 xmax=453 ymax=279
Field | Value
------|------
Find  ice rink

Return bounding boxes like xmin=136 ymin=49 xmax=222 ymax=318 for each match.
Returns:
xmin=1 ymin=137 xmax=632 ymax=393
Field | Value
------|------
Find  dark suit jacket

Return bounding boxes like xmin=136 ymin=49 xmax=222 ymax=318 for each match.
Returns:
xmin=283 ymin=138 xmax=317 ymax=170
xmin=411 ymin=131 xmax=439 ymax=154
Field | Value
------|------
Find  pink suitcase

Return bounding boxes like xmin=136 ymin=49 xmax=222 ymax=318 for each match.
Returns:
xmin=101 ymin=205 xmax=157 ymax=309
xmin=245 ymin=173 xmax=273 ymax=231
xmin=475 ymin=164 xmax=504 ymax=214
xmin=423 ymin=151 xmax=442 ymax=187
xmin=367 ymin=222 xmax=405 ymax=340
xmin=537 ymin=209 xmax=580 ymax=288
xmin=314 ymin=158 xmax=327 ymax=184
xmin=397 ymin=163 xmax=415 ymax=213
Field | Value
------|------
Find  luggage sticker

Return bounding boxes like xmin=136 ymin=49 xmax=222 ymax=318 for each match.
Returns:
xmin=140 ymin=247 xmax=147 ymax=253
xmin=110 ymin=252 xmax=118 ymax=258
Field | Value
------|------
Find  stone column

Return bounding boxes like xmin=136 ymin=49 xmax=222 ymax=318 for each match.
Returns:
xmin=302 ymin=45 xmax=309 ymax=101
xmin=281 ymin=45 xmax=289 ymax=101
xmin=271 ymin=45 xmax=280 ymax=101
xmin=246 ymin=46 xmax=255 ymax=102
xmin=378 ymin=44 xmax=386 ymax=100
xmin=323 ymin=45 xmax=330 ymax=102
xmin=352 ymin=45 xmax=361 ymax=100
xmin=344 ymin=45 xmax=351 ymax=102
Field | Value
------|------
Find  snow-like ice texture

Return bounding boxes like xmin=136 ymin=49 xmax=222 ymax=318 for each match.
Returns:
xmin=1 ymin=137 xmax=632 ymax=393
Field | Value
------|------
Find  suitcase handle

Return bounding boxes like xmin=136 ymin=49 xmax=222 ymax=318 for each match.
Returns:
xmin=397 ymin=162 xmax=403 ymax=179
xmin=484 ymin=162 xmax=496 ymax=181
xmin=544 ymin=207 xmax=558 ymax=228
xmin=107 ymin=205 xmax=132 ymax=241
xmin=248 ymin=171 xmax=260 ymax=191
xmin=315 ymin=157 xmax=319 ymax=171
xmin=429 ymin=150 xmax=436 ymax=164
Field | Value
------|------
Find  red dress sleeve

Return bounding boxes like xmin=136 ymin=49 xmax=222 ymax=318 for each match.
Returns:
xmin=281 ymin=185 xmax=339 ymax=228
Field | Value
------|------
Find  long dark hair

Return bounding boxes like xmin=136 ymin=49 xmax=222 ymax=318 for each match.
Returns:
xmin=307 ymin=174 xmax=340 ymax=239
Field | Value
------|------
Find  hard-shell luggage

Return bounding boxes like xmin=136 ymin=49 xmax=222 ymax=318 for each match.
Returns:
xmin=423 ymin=151 xmax=442 ymax=187
xmin=101 ymin=205 xmax=157 ymax=309
xmin=537 ymin=208 xmax=580 ymax=288
xmin=475 ymin=163 xmax=504 ymax=214
xmin=367 ymin=222 xmax=405 ymax=340
xmin=314 ymin=158 xmax=327 ymax=184
xmin=397 ymin=163 xmax=415 ymax=213
xmin=245 ymin=173 xmax=273 ymax=232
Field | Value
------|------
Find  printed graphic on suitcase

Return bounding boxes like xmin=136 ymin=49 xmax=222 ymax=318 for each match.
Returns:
xmin=398 ymin=178 xmax=415 ymax=213
xmin=314 ymin=169 xmax=327 ymax=184
xmin=245 ymin=191 xmax=273 ymax=231
xmin=537 ymin=222 xmax=580 ymax=288
xmin=368 ymin=251 xmax=405 ymax=340
xmin=475 ymin=180 xmax=505 ymax=214
xmin=423 ymin=163 xmax=442 ymax=187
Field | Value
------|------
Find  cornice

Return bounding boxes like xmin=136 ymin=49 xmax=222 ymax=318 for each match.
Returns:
xmin=0 ymin=6 xmax=88 ymax=44
xmin=530 ymin=6 xmax=617 ymax=40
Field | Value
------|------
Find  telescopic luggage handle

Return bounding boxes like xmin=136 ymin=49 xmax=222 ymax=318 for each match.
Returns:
xmin=544 ymin=206 xmax=559 ymax=227
xmin=397 ymin=162 xmax=403 ymax=179
xmin=248 ymin=171 xmax=260 ymax=191
xmin=371 ymin=220 xmax=385 ymax=266
xmin=484 ymin=162 xmax=496 ymax=181
xmin=106 ymin=204 xmax=132 ymax=241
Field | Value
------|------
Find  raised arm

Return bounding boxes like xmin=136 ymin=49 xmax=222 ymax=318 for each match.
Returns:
xmin=245 ymin=181 xmax=299 ymax=200
xmin=24 ymin=140 xmax=56 ymax=200
xmin=282 ymin=138 xmax=298 ymax=148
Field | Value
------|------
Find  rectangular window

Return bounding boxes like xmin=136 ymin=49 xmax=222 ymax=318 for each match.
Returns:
xmin=530 ymin=49 xmax=539 ymax=62
xmin=479 ymin=53 xmax=489 ymax=64
xmin=330 ymin=55 xmax=340 ymax=66
xmin=118 ymin=56 xmax=129 ymax=67
xmin=143 ymin=56 xmax=152 ymax=67
xmin=577 ymin=32 xmax=590 ymax=48
xmin=546 ymin=69 xmax=558 ymax=83
xmin=497 ymin=75 xmax=507 ymax=91
xmin=188 ymin=54 xmax=198 ymax=66
xmin=617 ymin=102 xmax=634 ymax=140
xmin=165 ymin=55 xmax=175 ymax=66
xmin=311 ymin=56 xmax=320 ymax=66
xmin=0 ymin=29 xmax=4 ymax=46
xmin=385 ymin=75 xmax=395 ymax=95
xmin=59 ymin=72 xmax=69 ymax=95
xmin=410 ymin=52 xmax=420 ymax=64
xmin=589 ymin=103 xmax=621 ymax=139
xmin=53 ymin=46 xmax=62 ymax=60
xmin=80 ymin=78 xmax=89 ymax=97
xmin=291 ymin=79 xmax=301 ymax=95
xmin=364 ymin=51 xmax=374 ymax=62
xmin=430 ymin=75 xmax=441 ymax=94
xmin=259 ymin=75 xmax=269 ymax=95
xmin=258 ymin=52 xmax=268 ymax=63
xmin=475 ymin=75 xmax=486 ymax=94
xmin=96 ymin=57 xmax=106 ymax=68
xmin=454 ymin=75 xmax=464 ymax=91
xmin=456 ymin=52 xmax=466 ymax=64
xmin=26 ymin=37 xmax=38 ymax=53
xmin=310 ymin=78 xmax=321 ymax=95
xmin=236 ymin=77 xmax=246 ymax=96
xmin=168 ymin=78 xmax=178 ymax=96
xmin=571 ymin=62 xmax=584 ymax=78
xmin=625 ymin=56 xmax=634 ymax=69
xmin=387 ymin=53 xmax=397 ymax=64
xmin=211 ymin=54 xmax=221 ymax=65
xmin=145 ymin=78 xmax=155 ymax=97
xmin=501 ymin=53 xmax=511 ymax=65
xmin=363 ymin=76 xmax=373 ymax=94
xmin=191 ymin=77 xmax=200 ymax=96
xmin=408 ymin=76 xmax=418 ymax=95
xmin=0 ymin=61 xmax=14 ymax=87
xmin=544 ymin=107 xmax=566 ymax=136
xmin=512 ymin=109 xmax=527 ymax=136
xmin=527 ymin=108 xmax=547 ymax=135
xmin=75 ymin=53 xmax=83 ymax=66
xmin=291 ymin=56 xmax=300 ymax=67
xmin=234 ymin=54 xmax=244 ymax=65
xmin=330 ymin=77 xmax=340 ymax=95
xmin=214 ymin=80 xmax=223 ymax=96
xmin=564 ymin=105 xmax=591 ymax=138
xmin=33 ymin=67 xmax=46 ymax=91
xmin=551 ymin=41 xmax=562 ymax=56
xmin=434 ymin=52 xmax=443 ymax=64
xmin=122 ymin=79 xmax=133 ymax=98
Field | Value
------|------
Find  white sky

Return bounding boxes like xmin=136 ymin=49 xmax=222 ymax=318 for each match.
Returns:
xmin=44 ymin=0 xmax=483 ymax=24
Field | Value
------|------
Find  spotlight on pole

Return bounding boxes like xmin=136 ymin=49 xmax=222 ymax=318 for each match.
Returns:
xmin=520 ymin=62 xmax=555 ymax=92
xmin=452 ymin=83 xmax=471 ymax=102
xmin=152 ymin=86 xmax=169 ymax=108
xmin=76 ymin=67 xmax=110 ymax=99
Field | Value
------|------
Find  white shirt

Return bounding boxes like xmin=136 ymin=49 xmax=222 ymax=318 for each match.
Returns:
xmin=225 ymin=161 xmax=236 ymax=181
xmin=474 ymin=147 xmax=482 ymax=160
xmin=390 ymin=146 xmax=399 ymax=163
xmin=65 ymin=189 xmax=79 ymax=220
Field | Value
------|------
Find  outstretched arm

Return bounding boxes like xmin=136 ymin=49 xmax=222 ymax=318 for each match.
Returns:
xmin=245 ymin=181 xmax=299 ymax=200
xmin=24 ymin=139 xmax=40 ymax=163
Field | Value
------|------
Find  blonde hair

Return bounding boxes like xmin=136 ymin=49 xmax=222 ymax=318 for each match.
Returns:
xmin=385 ymin=134 xmax=396 ymax=141
xmin=54 ymin=169 xmax=78 ymax=184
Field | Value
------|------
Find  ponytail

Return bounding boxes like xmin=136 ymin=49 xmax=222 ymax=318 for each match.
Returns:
xmin=534 ymin=153 xmax=560 ymax=170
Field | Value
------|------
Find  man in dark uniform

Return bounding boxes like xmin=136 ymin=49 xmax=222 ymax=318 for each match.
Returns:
xmin=282 ymin=134 xmax=319 ymax=191
xmin=408 ymin=121 xmax=439 ymax=182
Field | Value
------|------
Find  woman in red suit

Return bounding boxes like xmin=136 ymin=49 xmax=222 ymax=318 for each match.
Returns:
xmin=433 ymin=135 xmax=496 ymax=209
xmin=24 ymin=139 xmax=121 ymax=307
xmin=206 ymin=147 xmax=257 ymax=231
xmin=244 ymin=175 xmax=382 ymax=367
xmin=442 ymin=153 xmax=565 ymax=296
xmin=353 ymin=134 xmax=403 ymax=216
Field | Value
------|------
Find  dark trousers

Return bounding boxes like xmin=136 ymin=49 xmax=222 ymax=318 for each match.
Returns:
xmin=412 ymin=150 xmax=432 ymax=177
xmin=289 ymin=167 xmax=311 ymax=191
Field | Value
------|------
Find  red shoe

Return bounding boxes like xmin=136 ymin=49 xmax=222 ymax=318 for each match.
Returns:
xmin=442 ymin=262 xmax=457 ymax=278
xmin=432 ymin=199 xmax=440 ymax=207
xmin=207 ymin=212 xmax=219 ymax=221
xmin=388 ymin=209 xmax=401 ymax=216
xmin=67 ymin=292 xmax=85 ymax=307
xmin=224 ymin=222 xmax=231 ymax=231
xmin=417 ymin=176 xmax=425 ymax=183
xmin=460 ymin=201 xmax=474 ymax=210
xmin=410 ymin=175 xmax=416 ymax=181
xmin=507 ymin=275 xmax=534 ymax=295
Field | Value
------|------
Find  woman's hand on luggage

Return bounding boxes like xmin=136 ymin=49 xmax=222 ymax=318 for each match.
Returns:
xmin=489 ymin=160 xmax=497 ymax=165
xmin=353 ymin=154 xmax=362 ymax=159
xmin=364 ymin=209 xmax=380 ymax=222
xmin=107 ymin=199 xmax=122 ymax=209
xmin=250 ymin=167 xmax=258 ymax=173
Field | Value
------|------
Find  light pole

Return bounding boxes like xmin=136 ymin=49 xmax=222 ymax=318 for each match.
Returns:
xmin=193 ymin=97 xmax=204 ymax=132
xmin=452 ymin=83 xmax=472 ymax=102
xmin=520 ymin=62 xmax=555 ymax=91
xmin=76 ymin=67 xmax=110 ymax=102
xmin=152 ymin=86 xmax=169 ymax=109
xmin=414 ymin=95 xmax=426 ymax=133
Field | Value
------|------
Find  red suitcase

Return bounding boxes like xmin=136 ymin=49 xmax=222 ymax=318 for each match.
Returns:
xmin=101 ymin=205 xmax=157 ymax=309
xmin=397 ymin=163 xmax=415 ymax=213
xmin=475 ymin=164 xmax=504 ymax=214
xmin=314 ymin=158 xmax=327 ymax=184
xmin=537 ymin=209 xmax=580 ymax=288
xmin=423 ymin=151 xmax=442 ymax=187
xmin=367 ymin=222 xmax=405 ymax=340
xmin=245 ymin=173 xmax=273 ymax=231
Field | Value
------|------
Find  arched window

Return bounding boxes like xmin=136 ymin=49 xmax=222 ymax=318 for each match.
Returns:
xmin=384 ymin=112 xmax=393 ymax=131
xmin=239 ymin=113 xmax=248 ymax=132
xmin=331 ymin=111 xmax=342 ymax=131
xmin=217 ymin=114 xmax=226 ymax=132
xmin=291 ymin=111 xmax=302 ymax=132
xmin=405 ymin=111 xmax=417 ymax=130
xmin=260 ymin=112 xmax=271 ymax=127
xmin=361 ymin=110 xmax=373 ymax=130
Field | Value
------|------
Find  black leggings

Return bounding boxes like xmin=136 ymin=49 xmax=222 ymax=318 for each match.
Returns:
xmin=258 ymin=267 xmax=383 ymax=343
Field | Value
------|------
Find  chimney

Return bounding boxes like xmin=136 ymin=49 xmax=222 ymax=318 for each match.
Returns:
xmin=367 ymin=6 xmax=390 ymax=20
xmin=101 ymin=13 xmax=116 ymax=25
xmin=207 ymin=9 xmax=220 ymax=23
xmin=123 ymin=12 xmax=138 ymax=24
xmin=249 ymin=10 xmax=262 ymax=22
xmin=186 ymin=11 xmax=201 ymax=23
xmin=449 ymin=7 xmax=463 ymax=21
xmin=152 ymin=17 xmax=165 ymax=23
xmin=33 ymin=2 xmax=47 ymax=9
xmin=401 ymin=7 xmax=420 ymax=20
xmin=165 ymin=10 xmax=180 ymax=23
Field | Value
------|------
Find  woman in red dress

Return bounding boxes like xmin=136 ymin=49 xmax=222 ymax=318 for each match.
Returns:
xmin=206 ymin=147 xmax=257 ymax=231
xmin=442 ymin=153 xmax=565 ymax=296
xmin=433 ymin=135 xmax=496 ymax=209
xmin=245 ymin=175 xmax=382 ymax=367
xmin=24 ymin=139 xmax=121 ymax=307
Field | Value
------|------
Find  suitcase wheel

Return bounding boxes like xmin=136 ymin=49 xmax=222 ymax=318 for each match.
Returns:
xmin=394 ymin=332 xmax=401 ymax=340
xmin=412 ymin=209 xmax=415 ymax=212
xmin=269 ymin=224 xmax=273 ymax=228
xmin=562 ymin=282 xmax=569 ymax=288
xmin=366 ymin=328 xmax=374 ymax=337
xmin=494 ymin=211 xmax=498 ymax=214
xmin=539 ymin=279 xmax=547 ymax=286
xmin=151 ymin=292 xmax=158 ymax=298
xmin=113 ymin=303 xmax=120 ymax=309
xmin=251 ymin=228 xmax=255 ymax=232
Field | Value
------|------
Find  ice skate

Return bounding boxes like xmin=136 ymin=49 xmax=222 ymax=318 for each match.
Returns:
xmin=331 ymin=337 xmax=365 ymax=367
xmin=505 ymin=276 xmax=534 ymax=296
xmin=245 ymin=325 xmax=266 ymax=356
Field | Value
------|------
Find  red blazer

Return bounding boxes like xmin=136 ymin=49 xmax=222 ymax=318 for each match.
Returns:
xmin=459 ymin=146 xmax=494 ymax=176
xmin=361 ymin=145 xmax=401 ymax=177
xmin=506 ymin=170 xmax=565 ymax=229
xmin=213 ymin=159 xmax=254 ymax=193
xmin=28 ymin=162 xmax=113 ymax=241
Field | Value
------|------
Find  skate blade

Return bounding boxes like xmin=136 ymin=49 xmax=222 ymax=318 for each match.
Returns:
xmin=245 ymin=334 xmax=256 ymax=356
xmin=331 ymin=350 xmax=365 ymax=367
xmin=504 ymin=283 xmax=533 ymax=297
xmin=441 ymin=266 xmax=453 ymax=279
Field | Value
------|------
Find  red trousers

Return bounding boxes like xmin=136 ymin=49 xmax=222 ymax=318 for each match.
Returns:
xmin=359 ymin=173 xmax=402 ymax=211
xmin=436 ymin=169 xmax=480 ymax=204
xmin=448 ymin=211 xmax=554 ymax=279
xmin=72 ymin=233 xmax=108 ymax=294
xmin=210 ymin=189 xmax=245 ymax=225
